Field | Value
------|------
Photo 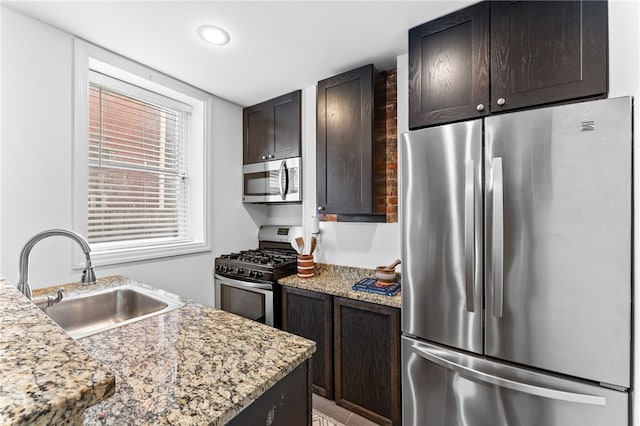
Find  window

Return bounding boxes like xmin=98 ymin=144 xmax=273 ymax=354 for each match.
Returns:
xmin=88 ymin=75 xmax=190 ymax=245
xmin=74 ymin=40 xmax=211 ymax=266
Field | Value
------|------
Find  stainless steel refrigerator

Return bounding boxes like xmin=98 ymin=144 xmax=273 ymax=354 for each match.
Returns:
xmin=401 ymin=96 xmax=633 ymax=426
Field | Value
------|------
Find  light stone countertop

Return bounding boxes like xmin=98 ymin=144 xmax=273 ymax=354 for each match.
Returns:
xmin=34 ymin=276 xmax=316 ymax=425
xmin=279 ymin=263 xmax=402 ymax=309
xmin=0 ymin=277 xmax=115 ymax=425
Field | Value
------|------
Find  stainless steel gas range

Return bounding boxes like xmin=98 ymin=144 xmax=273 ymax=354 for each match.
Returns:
xmin=214 ymin=225 xmax=301 ymax=328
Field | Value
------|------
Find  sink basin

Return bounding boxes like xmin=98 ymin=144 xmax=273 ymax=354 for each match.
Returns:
xmin=41 ymin=284 xmax=183 ymax=339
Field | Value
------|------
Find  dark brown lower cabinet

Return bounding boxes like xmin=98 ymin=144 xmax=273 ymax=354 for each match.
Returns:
xmin=281 ymin=286 xmax=334 ymax=398
xmin=334 ymin=297 xmax=401 ymax=426
xmin=227 ymin=360 xmax=311 ymax=426
xmin=282 ymin=285 xmax=401 ymax=426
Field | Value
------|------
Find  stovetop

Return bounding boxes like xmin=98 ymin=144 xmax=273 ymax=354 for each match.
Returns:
xmin=215 ymin=248 xmax=298 ymax=283
xmin=222 ymin=248 xmax=297 ymax=266
xmin=215 ymin=225 xmax=302 ymax=284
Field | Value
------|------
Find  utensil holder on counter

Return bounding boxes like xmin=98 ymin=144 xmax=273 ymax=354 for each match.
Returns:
xmin=297 ymin=254 xmax=314 ymax=278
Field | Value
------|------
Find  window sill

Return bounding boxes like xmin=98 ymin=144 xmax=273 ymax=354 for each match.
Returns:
xmin=74 ymin=241 xmax=211 ymax=268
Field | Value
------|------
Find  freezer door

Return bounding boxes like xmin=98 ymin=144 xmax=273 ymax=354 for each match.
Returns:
xmin=484 ymin=97 xmax=632 ymax=388
xmin=403 ymin=337 xmax=629 ymax=426
xmin=401 ymin=121 xmax=483 ymax=354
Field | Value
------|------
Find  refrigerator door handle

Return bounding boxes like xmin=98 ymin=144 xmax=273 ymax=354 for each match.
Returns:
xmin=464 ymin=160 xmax=475 ymax=312
xmin=411 ymin=343 xmax=607 ymax=406
xmin=492 ymin=157 xmax=504 ymax=317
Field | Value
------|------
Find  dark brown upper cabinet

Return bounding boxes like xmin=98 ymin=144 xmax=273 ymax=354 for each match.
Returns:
xmin=317 ymin=64 xmax=385 ymax=221
xmin=490 ymin=1 xmax=607 ymax=113
xmin=409 ymin=0 xmax=608 ymax=129
xmin=409 ymin=2 xmax=490 ymax=129
xmin=243 ymin=90 xmax=301 ymax=164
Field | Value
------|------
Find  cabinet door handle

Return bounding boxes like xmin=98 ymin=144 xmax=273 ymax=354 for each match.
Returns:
xmin=476 ymin=104 xmax=485 ymax=112
xmin=317 ymin=206 xmax=324 ymax=211
xmin=497 ymin=98 xmax=506 ymax=106
xmin=261 ymin=155 xmax=267 ymax=160
xmin=268 ymin=154 xmax=274 ymax=159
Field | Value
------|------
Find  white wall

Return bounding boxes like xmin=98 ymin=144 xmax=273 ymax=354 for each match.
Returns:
xmin=0 ymin=7 xmax=260 ymax=305
xmin=0 ymin=6 xmax=4 ymax=276
xmin=298 ymin=55 xmax=407 ymax=269
xmin=608 ymin=1 xmax=640 ymax=424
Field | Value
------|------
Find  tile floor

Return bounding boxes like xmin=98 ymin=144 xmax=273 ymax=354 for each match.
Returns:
xmin=312 ymin=394 xmax=380 ymax=426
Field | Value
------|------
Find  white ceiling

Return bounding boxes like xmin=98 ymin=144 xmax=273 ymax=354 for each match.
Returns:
xmin=3 ymin=1 xmax=473 ymax=107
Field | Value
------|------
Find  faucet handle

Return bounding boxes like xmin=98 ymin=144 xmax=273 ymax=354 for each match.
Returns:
xmin=32 ymin=288 xmax=65 ymax=309
xmin=53 ymin=288 xmax=65 ymax=304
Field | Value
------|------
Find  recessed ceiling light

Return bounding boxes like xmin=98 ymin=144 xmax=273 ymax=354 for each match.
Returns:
xmin=197 ymin=25 xmax=230 ymax=46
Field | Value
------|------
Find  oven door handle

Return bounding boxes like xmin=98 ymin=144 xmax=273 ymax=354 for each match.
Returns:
xmin=214 ymin=274 xmax=273 ymax=291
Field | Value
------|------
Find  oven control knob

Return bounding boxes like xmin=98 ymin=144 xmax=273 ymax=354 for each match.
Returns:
xmin=238 ymin=268 xmax=245 ymax=275
xmin=222 ymin=265 xmax=229 ymax=273
xmin=255 ymin=271 xmax=264 ymax=279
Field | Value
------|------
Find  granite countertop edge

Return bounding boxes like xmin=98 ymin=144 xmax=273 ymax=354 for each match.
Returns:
xmin=34 ymin=275 xmax=316 ymax=425
xmin=278 ymin=263 xmax=402 ymax=309
xmin=0 ymin=277 xmax=115 ymax=426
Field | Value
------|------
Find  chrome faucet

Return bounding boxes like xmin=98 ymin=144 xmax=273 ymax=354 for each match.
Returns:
xmin=16 ymin=229 xmax=97 ymax=300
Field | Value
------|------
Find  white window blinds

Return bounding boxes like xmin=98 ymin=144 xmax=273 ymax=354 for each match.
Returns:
xmin=88 ymin=74 xmax=191 ymax=246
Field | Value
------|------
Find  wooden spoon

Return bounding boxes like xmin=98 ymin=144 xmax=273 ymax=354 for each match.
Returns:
xmin=295 ymin=237 xmax=305 ymax=255
xmin=309 ymin=236 xmax=317 ymax=255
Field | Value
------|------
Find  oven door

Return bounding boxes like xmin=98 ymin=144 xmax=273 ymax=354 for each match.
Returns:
xmin=214 ymin=274 xmax=274 ymax=326
xmin=242 ymin=157 xmax=302 ymax=203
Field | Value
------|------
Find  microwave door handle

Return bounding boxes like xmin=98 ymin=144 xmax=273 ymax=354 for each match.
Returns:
xmin=284 ymin=161 xmax=289 ymax=197
xmin=278 ymin=160 xmax=287 ymax=200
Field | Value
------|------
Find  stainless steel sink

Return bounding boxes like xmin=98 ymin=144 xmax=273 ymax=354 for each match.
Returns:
xmin=41 ymin=284 xmax=183 ymax=339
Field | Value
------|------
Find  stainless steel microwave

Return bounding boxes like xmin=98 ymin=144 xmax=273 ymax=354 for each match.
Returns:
xmin=242 ymin=157 xmax=302 ymax=203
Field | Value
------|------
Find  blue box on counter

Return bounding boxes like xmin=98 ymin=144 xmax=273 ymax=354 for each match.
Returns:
xmin=352 ymin=278 xmax=401 ymax=297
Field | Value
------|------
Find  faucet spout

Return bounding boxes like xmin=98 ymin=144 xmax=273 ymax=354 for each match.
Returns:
xmin=16 ymin=229 xmax=97 ymax=300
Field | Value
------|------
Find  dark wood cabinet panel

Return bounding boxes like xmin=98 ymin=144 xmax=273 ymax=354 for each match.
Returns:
xmin=227 ymin=360 xmax=311 ymax=426
xmin=409 ymin=0 xmax=608 ymax=128
xmin=409 ymin=2 xmax=490 ymax=129
xmin=334 ymin=297 xmax=401 ymax=426
xmin=271 ymin=90 xmax=301 ymax=159
xmin=243 ymin=90 xmax=301 ymax=164
xmin=490 ymin=0 xmax=608 ymax=112
xmin=282 ymin=287 xmax=401 ymax=424
xmin=317 ymin=65 xmax=376 ymax=215
xmin=243 ymin=105 xmax=270 ymax=164
xmin=281 ymin=286 xmax=333 ymax=399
